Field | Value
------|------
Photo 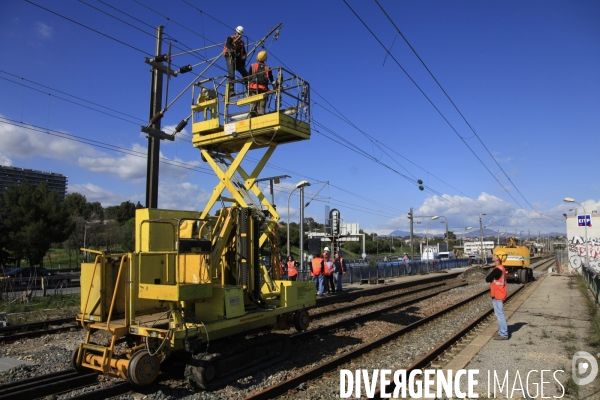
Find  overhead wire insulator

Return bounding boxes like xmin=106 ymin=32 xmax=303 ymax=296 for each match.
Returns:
xmin=179 ymin=65 xmax=193 ymax=74
xmin=150 ymin=110 xmax=164 ymax=124
xmin=154 ymin=54 xmax=169 ymax=62
xmin=174 ymin=117 xmax=190 ymax=134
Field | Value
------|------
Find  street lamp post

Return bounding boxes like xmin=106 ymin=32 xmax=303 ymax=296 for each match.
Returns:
xmin=286 ymin=180 xmax=310 ymax=258
xmin=426 ymin=216 xmax=440 ymax=270
xmin=298 ymin=182 xmax=311 ymax=271
xmin=83 ymin=224 xmax=90 ymax=263
xmin=437 ymin=216 xmax=448 ymax=250
xmin=564 ymin=197 xmax=589 ymax=267
xmin=463 ymin=227 xmax=473 ymax=252
xmin=479 ymin=213 xmax=486 ymax=263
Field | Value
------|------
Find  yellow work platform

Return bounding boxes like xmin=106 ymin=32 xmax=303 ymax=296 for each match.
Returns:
xmin=192 ymin=112 xmax=310 ymax=153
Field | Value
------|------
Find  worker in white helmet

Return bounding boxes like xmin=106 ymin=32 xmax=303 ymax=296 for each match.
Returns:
xmin=223 ymin=26 xmax=248 ymax=94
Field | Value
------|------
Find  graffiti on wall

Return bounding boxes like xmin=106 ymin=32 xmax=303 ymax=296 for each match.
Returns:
xmin=568 ymin=235 xmax=600 ymax=272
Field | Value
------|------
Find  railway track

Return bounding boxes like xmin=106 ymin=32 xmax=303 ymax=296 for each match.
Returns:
xmin=244 ymin=285 xmax=494 ymax=399
xmin=0 ymin=316 xmax=80 ymax=342
xmin=0 ymin=270 xmax=482 ymax=398
xmin=244 ymin=260 xmax=555 ymax=399
xmin=0 ymin=369 xmax=98 ymax=400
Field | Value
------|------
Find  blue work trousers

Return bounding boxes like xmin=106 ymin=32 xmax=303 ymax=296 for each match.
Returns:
xmin=492 ymin=298 xmax=508 ymax=337
xmin=334 ymin=272 xmax=343 ymax=292
xmin=313 ymin=275 xmax=324 ymax=296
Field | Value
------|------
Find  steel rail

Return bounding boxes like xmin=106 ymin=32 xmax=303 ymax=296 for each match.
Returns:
xmin=245 ymin=286 xmax=490 ymax=399
xmin=371 ymin=283 xmax=526 ymax=398
xmin=0 ymin=370 xmax=98 ymax=399
xmin=290 ymin=283 xmax=467 ymax=343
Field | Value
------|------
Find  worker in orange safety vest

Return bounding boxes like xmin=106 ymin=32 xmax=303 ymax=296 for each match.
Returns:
xmin=311 ymin=248 xmax=327 ymax=297
xmin=287 ymin=255 xmax=298 ymax=281
xmin=248 ymin=50 xmax=276 ymax=116
xmin=486 ymin=253 xmax=508 ymax=339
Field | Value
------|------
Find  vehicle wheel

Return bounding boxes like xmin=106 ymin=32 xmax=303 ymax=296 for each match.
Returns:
xmin=528 ymin=268 xmax=534 ymax=281
xmin=71 ymin=347 xmax=85 ymax=372
xmin=293 ymin=309 xmax=310 ymax=332
xmin=518 ymin=269 xmax=528 ymax=284
xmin=127 ymin=350 xmax=160 ymax=387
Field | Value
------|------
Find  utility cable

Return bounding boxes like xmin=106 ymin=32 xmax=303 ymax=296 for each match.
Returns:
xmin=24 ymin=0 xmax=150 ymax=55
xmin=373 ymin=0 xmax=539 ymax=216
xmin=342 ymin=0 xmax=535 ymax=223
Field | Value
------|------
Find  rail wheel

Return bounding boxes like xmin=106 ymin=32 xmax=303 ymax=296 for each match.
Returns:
xmin=293 ymin=309 xmax=310 ymax=331
xmin=127 ymin=350 xmax=160 ymax=387
xmin=71 ymin=347 xmax=85 ymax=373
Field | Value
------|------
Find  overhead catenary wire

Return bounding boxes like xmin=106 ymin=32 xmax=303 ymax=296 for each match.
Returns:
xmin=342 ymin=0 xmax=544 ymax=228
xmin=12 ymin=3 xmax=548 ymax=231
xmin=372 ymin=0 xmax=541 ymax=219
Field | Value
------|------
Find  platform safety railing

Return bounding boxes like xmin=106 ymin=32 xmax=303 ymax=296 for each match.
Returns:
xmin=290 ymin=258 xmax=469 ymax=284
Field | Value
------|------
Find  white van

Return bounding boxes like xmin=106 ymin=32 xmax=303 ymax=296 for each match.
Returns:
xmin=436 ymin=251 xmax=456 ymax=260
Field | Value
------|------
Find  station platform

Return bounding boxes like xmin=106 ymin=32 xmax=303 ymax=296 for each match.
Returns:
xmin=444 ymin=269 xmax=600 ymax=399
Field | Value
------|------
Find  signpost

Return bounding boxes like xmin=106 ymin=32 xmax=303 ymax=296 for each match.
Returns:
xmin=578 ymin=214 xmax=592 ymax=227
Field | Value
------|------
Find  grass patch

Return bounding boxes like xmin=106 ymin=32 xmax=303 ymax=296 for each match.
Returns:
xmin=576 ymin=275 xmax=600 ymax=352
xmin=1 ymin=292 xmax=79 ymax=314
xmin=541 ymin=329 xmax=549 ymax=339
xmin=564 ymin=376 xmax=579 ymax=398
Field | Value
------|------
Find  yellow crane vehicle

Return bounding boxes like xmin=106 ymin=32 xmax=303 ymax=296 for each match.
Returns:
xmin=73 ymin=64 xmax=315 ymax=389
xmin=493 ymin=237 xmax=532 ymax=283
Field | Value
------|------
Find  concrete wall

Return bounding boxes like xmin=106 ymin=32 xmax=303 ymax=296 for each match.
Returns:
xmin=566 ymin=214 xmax=600 ymax=273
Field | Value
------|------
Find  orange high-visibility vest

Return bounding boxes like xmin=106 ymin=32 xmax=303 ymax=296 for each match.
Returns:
xmin=249 ymin=63 xmax=270 ymax=92
xmin=311 ymin=257 xmax=323 ymax=276
xmin=323 ymin=261 xmax=333 ymax=276
xmin=490 ymin=264 xmax=507 ymax=301
xmin=287 ymin=261 xmax=298 ymax=277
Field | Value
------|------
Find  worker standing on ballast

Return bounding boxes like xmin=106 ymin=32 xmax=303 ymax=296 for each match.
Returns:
xmin=223 ymin=26 xmax=248 ymax=94
xmin=486 ymin=253 xmax=509 ymax=340
xmin=248 ymin=50 xmax=276 ymax=116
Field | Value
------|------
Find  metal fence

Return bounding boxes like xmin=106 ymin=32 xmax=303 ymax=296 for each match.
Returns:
xmin=581 ymin=262 xmax=600 ymax=304
xmin=292 ymin=258 xmax=470 ymax=283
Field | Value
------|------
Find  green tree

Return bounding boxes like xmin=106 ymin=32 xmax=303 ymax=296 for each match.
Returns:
xmin=0 ymin=182 xmax=74 ymax=267
xmin=87 ymin=202 xmax=104 ymax=221
xmin=64 ymin=192 xmax=90 ymax=219
xmin=116 ymin=201 xmax=136 ymax=224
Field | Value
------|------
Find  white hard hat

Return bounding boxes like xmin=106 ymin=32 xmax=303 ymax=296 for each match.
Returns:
xmin=236 ymin=26 xmax=244 ymax=35
xmin=324 ymin=247 xmax=330 ymax=252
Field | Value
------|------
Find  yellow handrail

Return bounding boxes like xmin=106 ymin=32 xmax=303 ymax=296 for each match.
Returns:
xmin=80 ymin=254 xmax=102 ymax=328
xmin=106 ymin=254 xmax=128 ymax=334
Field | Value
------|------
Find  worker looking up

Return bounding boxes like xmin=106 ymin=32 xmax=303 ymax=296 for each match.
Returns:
xmin=223 ymin=26 xmax=248 ymax=94
xmin=486 ymin=253 xmax=509 ymax=340
xmin=248 ymin=50 xmax=276 ymax=116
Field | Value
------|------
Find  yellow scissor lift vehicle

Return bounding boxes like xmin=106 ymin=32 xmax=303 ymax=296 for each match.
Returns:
xmin=493 ymin=236 xmax=533 ymax=283
xmin=74 ymin=68 xmax=315 ymax=389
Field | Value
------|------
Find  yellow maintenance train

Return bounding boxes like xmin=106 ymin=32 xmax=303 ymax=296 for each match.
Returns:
xmin=493 ymin=237 xmax=532 ymax=283
xmin=73 ymin=67 xmax=316 ymax=389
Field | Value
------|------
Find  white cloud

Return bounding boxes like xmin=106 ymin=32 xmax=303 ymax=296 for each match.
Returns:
xmin=68 ymin=183 xmax=125 ymax=206
xmin=35 ymin=22 xmax=53 ymax=39
xmin=78 ymin=143 xmax=202 ymax=182
xmin=158 ymin=181 xmax=211 ymax=211
xmin=0 ymin=151 xmax=12 ymax=166
xmin=0 ymin=120 xmax=100 ymax=161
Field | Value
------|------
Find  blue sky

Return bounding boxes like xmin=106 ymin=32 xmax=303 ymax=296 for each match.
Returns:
xmin=0 ymin=0 xmax=598 ymax=237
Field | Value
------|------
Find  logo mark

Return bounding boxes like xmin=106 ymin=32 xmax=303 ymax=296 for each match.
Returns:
xmin=572 ymin=351 xmax=598 ymax=385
